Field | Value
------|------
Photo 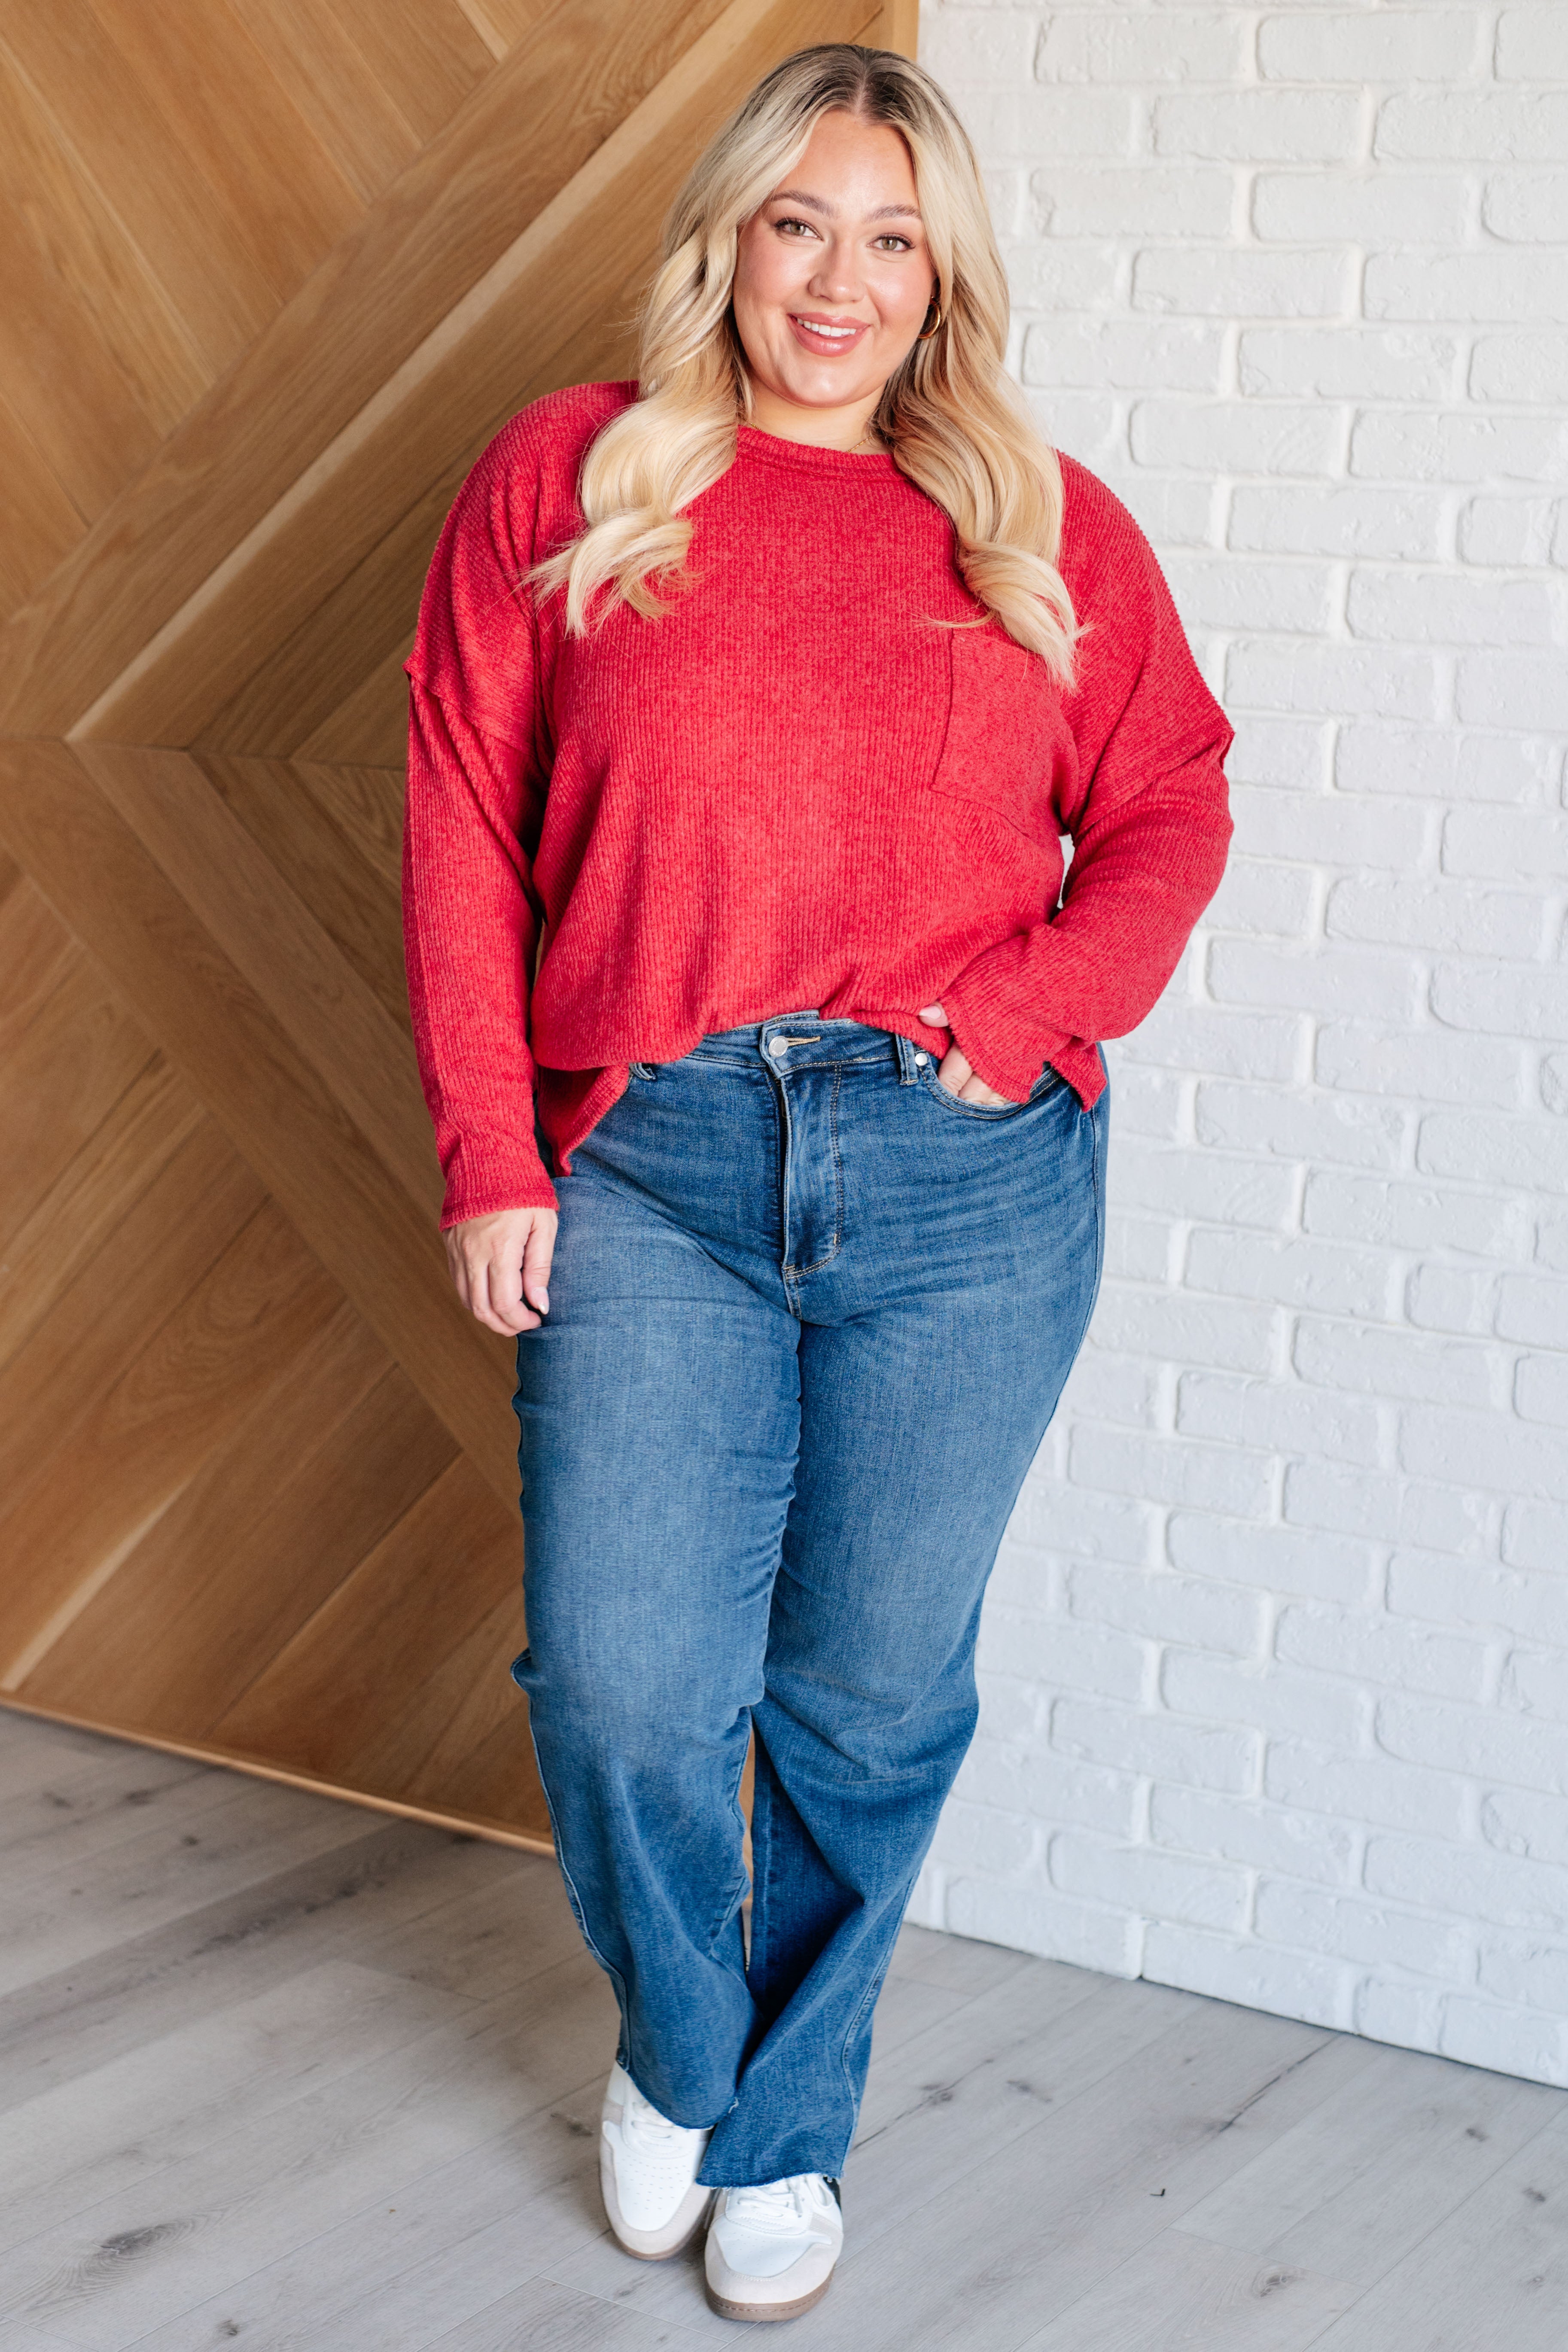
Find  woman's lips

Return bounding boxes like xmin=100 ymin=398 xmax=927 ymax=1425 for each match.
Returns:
xmin=787 ymin=312 xmax=870 ymax=357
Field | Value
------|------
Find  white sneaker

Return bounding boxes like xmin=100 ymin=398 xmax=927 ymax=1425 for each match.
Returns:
xmin=704 ymin=2173 xmax=844 ymax=2322
xmin=599 ymin=2061 xmax=713 ymax=2260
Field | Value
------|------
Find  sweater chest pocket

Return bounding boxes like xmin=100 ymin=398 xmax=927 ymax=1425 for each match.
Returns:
xmin=929 ymin=626 xmax=1066 ymax=849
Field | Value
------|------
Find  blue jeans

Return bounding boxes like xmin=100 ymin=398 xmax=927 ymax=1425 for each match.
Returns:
xmin=511 ymin=1016 xmax=1107 ymax=2185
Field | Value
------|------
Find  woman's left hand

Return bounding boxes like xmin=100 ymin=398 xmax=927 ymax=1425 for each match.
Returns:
xmin=918 ymin=1003 xmax=1012 ymax=1107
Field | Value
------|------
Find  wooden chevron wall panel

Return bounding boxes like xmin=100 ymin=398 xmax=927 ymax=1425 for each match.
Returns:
xmin=0 ymin=0 xmax=916 ymax=1845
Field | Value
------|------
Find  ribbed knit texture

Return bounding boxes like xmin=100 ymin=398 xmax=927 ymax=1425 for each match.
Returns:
xmin=404 ymin=381 xmax=1233 ymax=1224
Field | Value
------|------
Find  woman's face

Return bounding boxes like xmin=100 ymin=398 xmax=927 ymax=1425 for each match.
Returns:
xmin=732 ymin=110 xmax=937 ymax=432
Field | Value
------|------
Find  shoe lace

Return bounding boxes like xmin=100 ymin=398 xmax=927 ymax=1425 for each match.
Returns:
xmin=622 ymin=2081 xmax=687 ymax=2154
xmin=725 ymin=2175 xmax=819 ymax=2230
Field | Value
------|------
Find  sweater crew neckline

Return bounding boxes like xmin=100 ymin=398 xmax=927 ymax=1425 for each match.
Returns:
xmin=735 ymin=422 xmax=900 ymax=479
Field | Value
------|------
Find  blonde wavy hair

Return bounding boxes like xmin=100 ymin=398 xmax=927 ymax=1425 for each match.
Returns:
xmin=535 ymin=43 xmax=1078 ymax=681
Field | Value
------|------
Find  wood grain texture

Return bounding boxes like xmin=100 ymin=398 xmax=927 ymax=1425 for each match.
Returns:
xmin=0 ymin=949 xmax=154 ymax=1255
xmin=0 ymin=741 xmax=519 ymax=1506
xmin=454 ymin=0 xmax=562 ymax=61
xmin=0 ymin=876 xmax=82 ymax=1059
xmin=0 ymin=387 xmax=88 ymax=615
xmin=381 ymin=1589 xmax=537 ymax=1802
xmin=0 ymin=0 xmax=740 ymax=736
xmin=222 ymin=0 xmax=432 ymax=202
xmin=196 ymin=753 xmax=409 ymax=1027
xmin=0 ymin=1120 xmax=265 ymax=1548
xmin=0 ymin=1955 xmax=470 ymax=2258
xmin=86 ymin=0 xmax=369 ymax=298
xmin=0 ymin=1698 xmax=551 ymax=1859
xmin=0 ymin=0 xmax=901 ymax=1848
xmin=216 ymin=1454 xmax=541 ymax=1841
xmin=0 ymin=3 xmax=298 ymax=378
xmin=871 ymin=0 xmax=920 ymax=57
xmin=0 ymin=1767 xmax=390 ymax=2003
xmin=1173 ymin=2037 xmax=1565 ymax=2288
xmin=0 ymin=1056 xmax=205 ymax=1372
xmin=291 ymin=0 xmax=497 ymax=145
xmin=103 ymin=0 xmax=883 ymax=752
xmin=1303 ymin=2111 xmax=1568 ymax=2352
xmin=0 ymin=59 xmax=198 ymax=517
xmin=0 ymin=0 xmax=509 ymax=639
xmin=75 ymin=742 xmax=432 ymax=1202
xmin=0 ymin=1793 xmax=526 ymax=2118
xmin=0 ymin=1200 xmax=341 ymax=1683
xmin=0 ymin=52 xmax=209 ymax=446
xmin=0 ymin=161 xmax=162 ymax=523
xmin=196 ymin=470 xmax=471 ymax=755
xmin=27 ymin=1322 xmax=458 ymax=1737
xmin=294 ymin=648 xmax=415 ymax=768
xmin=291 ymin=758 xmax=406 ymax=889
xmin=0 ymin=855 xmax=542 ymax=1838
xmin=223 ymin=0 xmax=499 ymax=181
xmin=1023 ymin=2235 xmax=1359 ymax=2352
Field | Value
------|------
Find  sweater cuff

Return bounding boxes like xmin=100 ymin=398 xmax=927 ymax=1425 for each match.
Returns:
xmin=941 ymin=933 xmax=1077 ymax=1102
xmin=438 ymin=1137 xmax=558 ymax=1229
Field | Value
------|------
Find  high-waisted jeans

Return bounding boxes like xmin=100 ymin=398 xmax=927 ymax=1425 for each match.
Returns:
xmin=510 ymin=1015 xmax=1108 ymax=2185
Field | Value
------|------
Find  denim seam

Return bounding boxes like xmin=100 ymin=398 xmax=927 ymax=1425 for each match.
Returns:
xmin=785 ymin=1064 xmax=845 ymax=1278
xmin=525 ymin=1706 xmax=635 ymax=2049
xmin=834 ymin=1868 xmax=921 ymax=2160
xmin=770 ymin=1058 xmax=823 ymax=1308
xmin=1091 ymin=1089 xmax=1108 ymax=1290
xmin=765 ymin=1059 xmax=800 ymax=1317
xmin=695 ymin=1051 xmax=879 ymax=1067
xmin=1060 ymin=1092 xmax=1110 ymax=1378
xmin=752 ymin=1041 xmax=886 ymax=1069
xmin=749 ymin=1744 xmax=776 ymax=1995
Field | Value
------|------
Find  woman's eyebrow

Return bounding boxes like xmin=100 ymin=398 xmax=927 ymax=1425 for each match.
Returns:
xmin=767 ymin=187 xmax=923 ymax=222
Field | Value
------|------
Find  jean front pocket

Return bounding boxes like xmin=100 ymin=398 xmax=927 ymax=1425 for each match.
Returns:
xmin=919 ymin=1058 xmax=1065 ymax=1121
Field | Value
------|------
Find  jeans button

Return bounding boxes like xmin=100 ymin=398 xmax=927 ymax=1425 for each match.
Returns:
xmin=768 ymin=1037 xmax=789 ymax=1059
xmin=914 ymin=1051 xmax=929 ymax=1066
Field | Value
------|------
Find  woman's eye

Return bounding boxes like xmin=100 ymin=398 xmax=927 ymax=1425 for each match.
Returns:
xmin=873 ymin=236 xmax=912 ymax=253
xmin=774 ymin=216 xmax=815 ymax=237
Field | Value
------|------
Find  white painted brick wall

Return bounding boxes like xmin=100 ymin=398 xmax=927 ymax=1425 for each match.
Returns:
xmin=910 ymin=0 xmax=1568 ymax=2091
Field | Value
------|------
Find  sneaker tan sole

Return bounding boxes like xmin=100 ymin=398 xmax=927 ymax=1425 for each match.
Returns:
xmin=705 ymin=2273 xmax=835 ymax=2322
xmin=615 ymin=2200 xmax=713 ymax=2262
xmin=603 ymin=2175 xmax=714 ymax=2262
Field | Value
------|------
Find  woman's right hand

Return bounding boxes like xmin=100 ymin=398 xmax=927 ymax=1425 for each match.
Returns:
xmin=917 ymin=1002 xmax=1012 ymax=1107
xmin=445 ymin=1207 xmax=558 ymax=1335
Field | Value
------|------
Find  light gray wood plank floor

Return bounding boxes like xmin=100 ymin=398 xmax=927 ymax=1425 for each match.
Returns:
xmin=1 ymin=1711 xmax=1562 ymax=2350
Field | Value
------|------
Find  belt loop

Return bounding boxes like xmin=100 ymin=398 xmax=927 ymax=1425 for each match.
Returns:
xmin=892 ymin=1030 xmax=922 ymax=1086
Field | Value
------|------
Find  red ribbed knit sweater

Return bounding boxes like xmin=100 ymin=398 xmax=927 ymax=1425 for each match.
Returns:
xmin=404 ymin=381 xmax=1233 ymax=1224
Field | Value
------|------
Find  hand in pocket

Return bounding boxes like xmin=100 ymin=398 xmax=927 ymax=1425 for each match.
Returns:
xmin=918 ymin=1003 xmax=1013 ymax=1107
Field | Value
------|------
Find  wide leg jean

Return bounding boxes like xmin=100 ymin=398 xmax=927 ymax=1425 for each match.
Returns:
xmin=511 ymin=1015 xmax=1107 ymax=2186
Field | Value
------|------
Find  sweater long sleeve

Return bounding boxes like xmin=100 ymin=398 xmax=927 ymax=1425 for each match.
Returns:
xmin=403 ymin=683 xmax=557 ymax=1217
xmin=941 ymin=505 xmax=1233 ymax=1097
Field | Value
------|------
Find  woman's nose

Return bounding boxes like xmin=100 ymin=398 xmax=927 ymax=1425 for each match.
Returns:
xmin=806 ymin=240 xmax=863 ymax=304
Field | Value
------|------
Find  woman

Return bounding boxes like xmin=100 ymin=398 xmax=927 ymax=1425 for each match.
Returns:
xmin=404 ymin=43 xmax=1230 ymax=2325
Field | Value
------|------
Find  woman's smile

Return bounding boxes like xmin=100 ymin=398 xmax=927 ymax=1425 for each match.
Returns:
xmin=787 ymin=310 xmax=872 ymax=355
